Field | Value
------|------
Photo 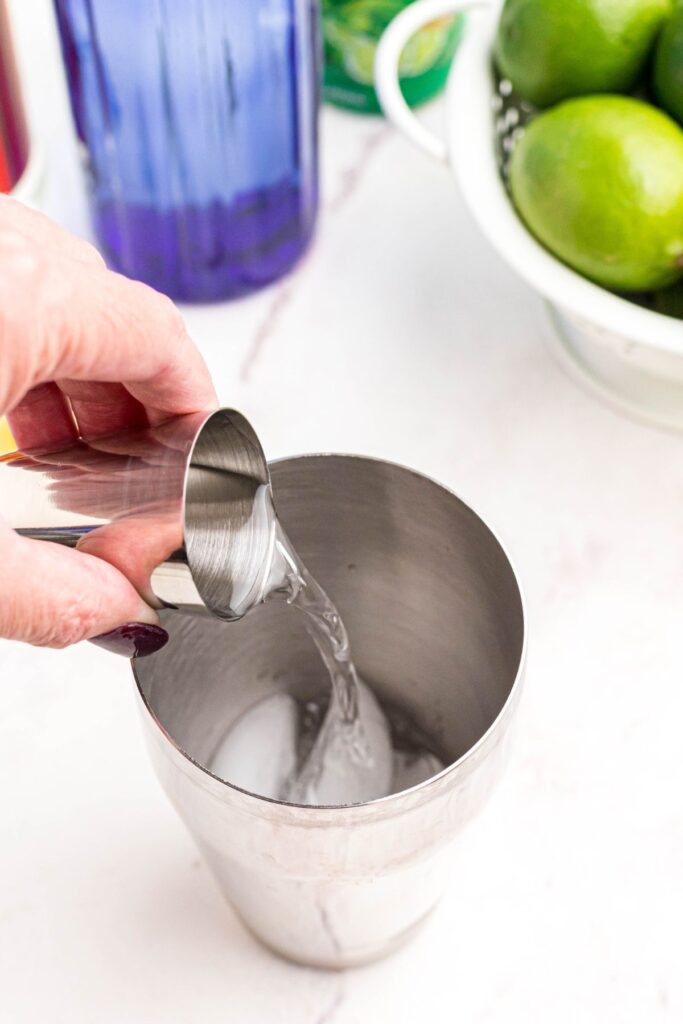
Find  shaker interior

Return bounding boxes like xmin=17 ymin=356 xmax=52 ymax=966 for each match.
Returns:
xmin=137 ymin=456 xmax=525 ymax=777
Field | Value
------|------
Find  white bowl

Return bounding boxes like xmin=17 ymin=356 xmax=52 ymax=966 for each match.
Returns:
xmin=375 ymin=0 xmax=683 ymax=431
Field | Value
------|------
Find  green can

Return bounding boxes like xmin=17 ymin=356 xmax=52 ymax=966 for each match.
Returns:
xmin=322 ymin=0 xmax=464 ymax=114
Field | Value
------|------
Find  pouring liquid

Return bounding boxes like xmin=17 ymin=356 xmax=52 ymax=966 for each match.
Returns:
xmin=210 ymin=492 xmax=444 ymax=805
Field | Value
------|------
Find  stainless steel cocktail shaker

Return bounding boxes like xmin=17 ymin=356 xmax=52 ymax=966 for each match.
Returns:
xmin=134 ymin=455 xmax=527 ymax=967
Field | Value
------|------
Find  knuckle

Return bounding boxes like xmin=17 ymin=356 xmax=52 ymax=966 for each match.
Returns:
xmin=0 ymin=230 xmax=39 ymax=293
xmin=132 ymin=282 xmax=186 ymax=342
xmin=0 ymin=251 xmax=45 ymax=406
xmin=155 ymin=293 xmax=187 ymax=344
xmin=78 ymin=239 xmax=106 ymax=269
xmin=45 ymin=593 xmax=101 ymax=648
xmin=0 ymin=592 xmax=99 ymax=649
xmin=117 ymin=275 xmax=188 ymax=348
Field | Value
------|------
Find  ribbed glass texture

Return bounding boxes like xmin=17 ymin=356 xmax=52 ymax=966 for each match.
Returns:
xmin=54 ymin=0 xmax=319 ymax=301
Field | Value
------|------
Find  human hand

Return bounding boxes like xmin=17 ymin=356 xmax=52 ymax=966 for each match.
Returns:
xmin=0 ymin=198 xmax=217 ymax=655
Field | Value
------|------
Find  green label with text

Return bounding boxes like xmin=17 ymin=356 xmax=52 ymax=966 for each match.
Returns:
xmin=323 ymin=0 xmax=464 ymax=113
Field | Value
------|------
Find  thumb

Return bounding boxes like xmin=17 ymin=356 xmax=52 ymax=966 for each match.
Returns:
xmin=0 ymin=522 xmax=165 ymax=653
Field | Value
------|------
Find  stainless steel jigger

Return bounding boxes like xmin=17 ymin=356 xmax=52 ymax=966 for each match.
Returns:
xmin=0 ymin=408 xmax=275 ymax=619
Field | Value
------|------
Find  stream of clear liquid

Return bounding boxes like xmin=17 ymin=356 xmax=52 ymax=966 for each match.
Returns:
xmin=210 ymin=490 xmax=444 ymax=805
xmin=265 ymin=521 xmax=381 ymax=803
xmin=269 ymin=523 xmax=360 ymax=724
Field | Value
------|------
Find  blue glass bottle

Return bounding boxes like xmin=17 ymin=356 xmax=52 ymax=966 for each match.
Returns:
xmin=54 ymin=1 xmax=320 ymax=302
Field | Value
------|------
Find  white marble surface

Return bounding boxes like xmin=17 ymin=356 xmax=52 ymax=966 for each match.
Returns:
xmin=1 ymin=2 xmax=682 ymax=1021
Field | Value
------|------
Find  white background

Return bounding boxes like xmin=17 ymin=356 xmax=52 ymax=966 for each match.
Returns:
xmin=1 ymin=2 xmax=682 ymax=1020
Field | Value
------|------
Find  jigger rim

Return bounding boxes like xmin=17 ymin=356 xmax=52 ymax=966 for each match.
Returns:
xmin=134 ymin=452 xmax=527 ymax=811
xmin=182 ymin=406 xmax=271 ymax=620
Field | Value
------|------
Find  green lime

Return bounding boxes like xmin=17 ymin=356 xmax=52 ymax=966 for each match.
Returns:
xmin=509 ymin=96 xmax=683 ymax=291
xmin=495 ymin=0 xmax=672 ymax=108
xmin=653 ymin=3 xmax=683 ymax=124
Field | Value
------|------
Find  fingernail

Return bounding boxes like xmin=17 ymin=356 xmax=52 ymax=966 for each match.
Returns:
xmin=89 ymin=622 xmax=169 ymax=659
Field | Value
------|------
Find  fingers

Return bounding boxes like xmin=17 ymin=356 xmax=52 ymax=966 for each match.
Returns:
xmin=0 ymin=197 xmax=217 ymax=423
xmin=7 ymin=382 xmax=78 ymax=452
xmin=8 ymin=380 xmax=148 ymax=455
xmin=55 ymin=380 xmax=148 ymax=438
xmin=0 ymin=195 xmax=105 ymax=268
xmin=0 ymin=521 xmax=160 ymax=648
xmin=76 ymin=513 xmax=183 ymax=605
xmin=45 ymin=266 xmax=218 ymax=422
xmin=0 ymin=202 xmax=214 ymax=656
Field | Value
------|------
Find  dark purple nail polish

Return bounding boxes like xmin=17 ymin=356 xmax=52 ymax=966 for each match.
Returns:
xmin=89 ymin=623 xmax=169 ymax=659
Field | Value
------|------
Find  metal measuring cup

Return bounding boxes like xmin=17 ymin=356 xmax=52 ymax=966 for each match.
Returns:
xmin=0 ymin=408 xmax=277 ymax=620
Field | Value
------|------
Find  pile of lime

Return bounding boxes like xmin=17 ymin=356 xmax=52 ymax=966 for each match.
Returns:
xmin=495 ymin=0 xmax=683 ymax=316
